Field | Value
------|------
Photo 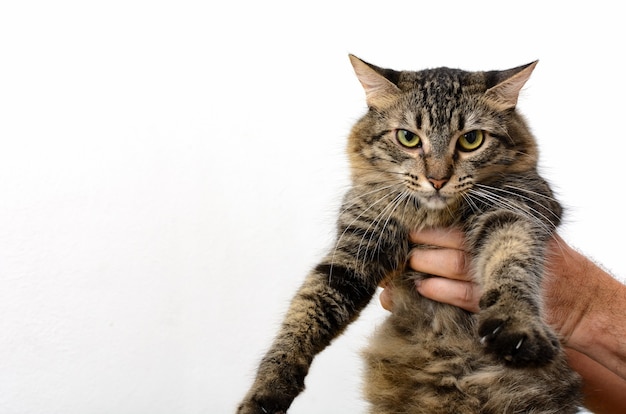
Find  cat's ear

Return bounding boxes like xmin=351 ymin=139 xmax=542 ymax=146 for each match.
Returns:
xmin=484 ymin=61 xmax=538 ymax=110
xmin=349 ymin=54 xmax=401 ymax=108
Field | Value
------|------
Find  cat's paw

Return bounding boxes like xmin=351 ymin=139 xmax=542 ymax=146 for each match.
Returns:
xmin=477 ymin=293 xmax=560 ymax=366
xmin=237 ymin=353 xmax=306 ymax=414
xmin=237 ymin=375 xmax=298 ymax=414
xmin=237 ymin=399 xmax=285 ymax=414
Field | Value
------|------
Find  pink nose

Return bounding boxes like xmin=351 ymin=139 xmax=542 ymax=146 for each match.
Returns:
xmin=428 ymin=177 xmax=448 ymax=190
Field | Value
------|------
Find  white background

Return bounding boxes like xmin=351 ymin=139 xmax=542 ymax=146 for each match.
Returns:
xmin=1 ymin=1 xmax=624 ymax=413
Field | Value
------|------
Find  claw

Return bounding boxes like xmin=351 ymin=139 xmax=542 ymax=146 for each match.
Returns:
xmin=480 ymin=324 xmax=504 ymax=345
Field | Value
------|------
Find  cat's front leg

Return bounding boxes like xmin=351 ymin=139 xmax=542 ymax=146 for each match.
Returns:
xmin=237 ymin=263 xmax=380 ymax=414
xmin=470 ymin=212 xmax=560 ymax=367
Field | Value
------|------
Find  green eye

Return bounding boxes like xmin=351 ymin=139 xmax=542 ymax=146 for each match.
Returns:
xmin=396 ymin=129 xmax=421 ymax=148
xmin=457 ymin=130 xmax=485 ymax=152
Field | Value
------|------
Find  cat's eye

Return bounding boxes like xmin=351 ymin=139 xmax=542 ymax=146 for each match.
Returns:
xmin=457 ymin=130 xmax=485 ymax=152
xmin=396 ymin=129 xmax=421 ymax=148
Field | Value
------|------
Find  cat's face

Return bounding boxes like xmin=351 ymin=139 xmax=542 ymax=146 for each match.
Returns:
xmin=348 ymin=56 xmax=538 ymax=212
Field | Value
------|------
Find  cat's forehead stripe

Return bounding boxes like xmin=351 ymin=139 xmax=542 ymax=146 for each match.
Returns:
xmin=457 ymin=113 xmax=465 ymax=131
xmin=415 ymin=112 xmax=422 ymax=130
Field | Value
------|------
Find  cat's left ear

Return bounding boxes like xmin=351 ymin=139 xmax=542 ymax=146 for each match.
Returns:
xmin=349 ymin=54 xmax=402 ymax=108
xmin=484 ymin=61 xmax=538 ymax=110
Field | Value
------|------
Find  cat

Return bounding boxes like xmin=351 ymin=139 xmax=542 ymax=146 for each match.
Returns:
xmin=237 ymin=55 xmax=582 ymax=414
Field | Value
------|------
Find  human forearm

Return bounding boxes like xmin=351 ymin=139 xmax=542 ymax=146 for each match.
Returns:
xmin=570 ymin=270 xmax=626 ymax=380
xmin=545 ymin=238 xmax=626 ymax=380
xmin=565 ymin=348 xmax=626 ymax=412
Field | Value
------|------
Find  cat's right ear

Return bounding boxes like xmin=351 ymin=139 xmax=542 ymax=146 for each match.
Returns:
xmin=349 ymin=54 xmax=401 ymax=108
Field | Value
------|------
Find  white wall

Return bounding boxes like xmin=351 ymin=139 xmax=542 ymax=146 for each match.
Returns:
xmin=1 ymin=1 xmax=624 ymax=413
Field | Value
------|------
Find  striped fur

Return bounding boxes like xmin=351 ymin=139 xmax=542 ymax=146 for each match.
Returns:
xmin=237 ymin=56 xmax=582 ymax=413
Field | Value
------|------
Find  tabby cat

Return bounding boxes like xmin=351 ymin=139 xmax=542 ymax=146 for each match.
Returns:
xmin=237 ymin=55 xmax=582 ymax=413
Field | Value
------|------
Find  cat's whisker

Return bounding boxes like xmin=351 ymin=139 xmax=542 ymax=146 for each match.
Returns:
xmin=485 ymin=183 xmax=561 ymax=213
xmin=502 ymin=184 xmax=561 ymax=204
xmin=474 ymin=184 xmax=561 ymax=230
xmin=332 ymin=181 xmax=410 ymax=279
xmin=468 ymin=189 xmax=556 ymax=236
xmin=356 ymin=190 xmax=407 ymax=272
xmin=330 ymin=190 xmax=397 ymax=280
xmin=468 ymin=189 xmax=530 ymax=220
xmin=461 ymin=192 xmax=481 ymax=214
xmin=339 ymin=183 xmax=399 ymax=212
xmin=368 ymin=191 xmax=411 ymax=266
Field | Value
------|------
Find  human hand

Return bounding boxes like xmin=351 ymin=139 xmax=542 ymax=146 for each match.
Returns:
xmin=379 ymin=227 xmax=481 ymax=313
xmin=379 ymin=228 xmax=610 ymax=354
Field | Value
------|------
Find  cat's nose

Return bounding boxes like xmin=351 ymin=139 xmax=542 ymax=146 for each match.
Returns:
xmin=428 ymin=177 xmax=449 ymax=190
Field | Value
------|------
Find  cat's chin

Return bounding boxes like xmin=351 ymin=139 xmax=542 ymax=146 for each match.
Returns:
xmin=419 ymin=194 xmax=454 ymax=210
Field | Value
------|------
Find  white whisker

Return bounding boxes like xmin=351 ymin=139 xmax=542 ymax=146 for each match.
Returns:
xmin=330 ymin=183 xmax=404 ymax=279
xmin=356 ymin=191 xmax=406 ymax=272
xmin=468 ymin=188 xmax=556 ymax=236
xmin=491 ymin=184 xmax=561 ymax=221
xmin=369 ymin=191 xmax=411 ymax=266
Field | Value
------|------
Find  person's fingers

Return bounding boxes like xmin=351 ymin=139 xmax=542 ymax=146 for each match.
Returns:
xmin=409 ymin=247 xmax=470 ymax=281
xmin=409 ymin=227 xmax=465 ymax=250
xmin=379 ymin=286 xmax=393 ymax=311
xmin=384 ymin=227 xmax=474 ymax=313
xmin=416 ymin=277 xmax=481 ymax=313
